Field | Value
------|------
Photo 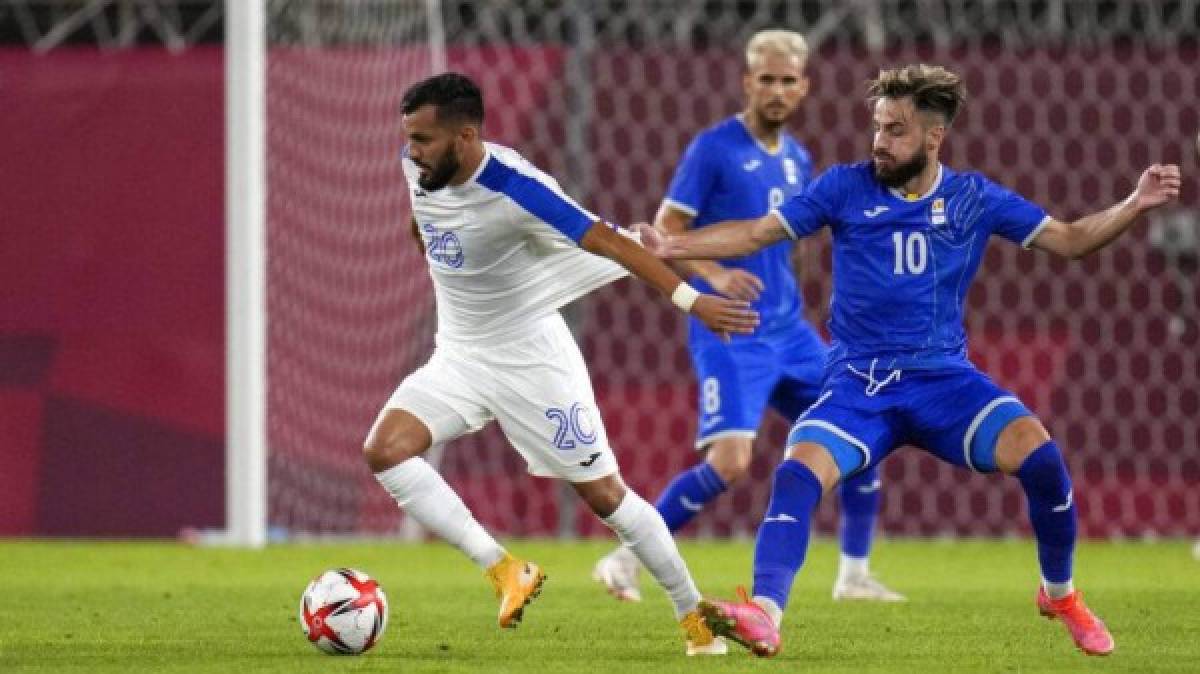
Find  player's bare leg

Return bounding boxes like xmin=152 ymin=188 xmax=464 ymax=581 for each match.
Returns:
xmin=365 ymin=408 xmax=543 ymax=629
xmin=995 ymin=417 xmax=1113 ymax=656
xmin=594 ymin=437 xmax=751 ymax=603
xmin=574 ymin=473 xmax=726 ymax=655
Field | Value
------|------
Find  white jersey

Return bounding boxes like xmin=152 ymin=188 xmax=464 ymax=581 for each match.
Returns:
xmin=403 ymin=142 xmax=627 ymax=343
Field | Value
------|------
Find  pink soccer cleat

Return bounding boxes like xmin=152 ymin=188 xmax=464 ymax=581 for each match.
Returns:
xmin=1037 ymin=587 xmax=1114 ymax=656
xmin=697 ymin=587 xmax=781 ymax=657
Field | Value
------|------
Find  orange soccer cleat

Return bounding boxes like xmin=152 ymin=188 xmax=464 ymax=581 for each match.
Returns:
xmin=680 ymin=609 xmax=728 ymax=656
xmin=484 ymin=553 xmax=546 ymax=628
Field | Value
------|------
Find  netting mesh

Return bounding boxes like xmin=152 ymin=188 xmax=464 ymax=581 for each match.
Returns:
xmin=266 ymin=0 xmax=1200 ymax=539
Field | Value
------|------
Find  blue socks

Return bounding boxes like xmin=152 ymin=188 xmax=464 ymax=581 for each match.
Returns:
xmin=654 ymin=462 xmax=728 ymax=532
xmin=1016 ymin=440 xmax=1076 ymax=584
xmin=752 ymin=459 xmax=823 ymax=610
xmin=838 ymin=465 xmax=881 ymax=559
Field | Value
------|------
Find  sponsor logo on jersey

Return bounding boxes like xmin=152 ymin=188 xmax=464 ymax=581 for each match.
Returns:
xmin=863 ymin=205 xmax=890 ymax=218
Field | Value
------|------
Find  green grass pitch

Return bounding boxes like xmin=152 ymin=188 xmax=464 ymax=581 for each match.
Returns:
xmin=1 ymin=539 xmax=1197 ymax=672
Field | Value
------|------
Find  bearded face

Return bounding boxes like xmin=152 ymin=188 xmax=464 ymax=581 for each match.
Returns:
xmin=413 ymin=143 xmax=462 ymax=191
xmin=872 ymin=146 xmax=928 ymax=188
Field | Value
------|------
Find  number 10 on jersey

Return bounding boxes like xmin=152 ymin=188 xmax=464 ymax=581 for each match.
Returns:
xmin=892 ymin=231 xmax=928 ymax=275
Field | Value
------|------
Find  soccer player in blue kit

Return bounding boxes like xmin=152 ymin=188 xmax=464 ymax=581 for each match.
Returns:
xmin=593 ymin=29 xmax=902 ymax=605
xmin=637 ymin=64 xmax=1182 ymax=657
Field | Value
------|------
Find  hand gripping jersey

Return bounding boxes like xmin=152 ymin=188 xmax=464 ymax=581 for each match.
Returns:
xmin=402 ymin=142 xmax=627 ymax=343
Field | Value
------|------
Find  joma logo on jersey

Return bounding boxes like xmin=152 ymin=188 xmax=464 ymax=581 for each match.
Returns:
xmin=421 ymin=224 xmax=465 ymax=268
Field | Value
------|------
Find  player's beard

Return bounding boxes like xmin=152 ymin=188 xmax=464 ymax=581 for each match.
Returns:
xmin=417 ymin=148 xmax=461 ymax=191
xmin=753 ymin=100 xmax=791 ymax=133
xmin=872 ymin=149 xmax=927 ymax=188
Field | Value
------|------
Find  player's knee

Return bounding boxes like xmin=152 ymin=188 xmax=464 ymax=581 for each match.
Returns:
xmin=571 ymin=473 xmax=627 ymax=517
xmin=362 ymin=434 xmax=423 ymax=473
xmin=783 ymin=441 xmax=842 ymax=492
xmin=362 ymin=410 xmax=432 ymax=473
xmin=993 ymin=416 xmax=1052 ymax=474
xmin=705 ymin=438 xmax=753 ymax=484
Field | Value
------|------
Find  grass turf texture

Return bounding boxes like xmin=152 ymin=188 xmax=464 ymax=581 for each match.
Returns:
xmin=1 ymin=540 xmax=1196 ymax=672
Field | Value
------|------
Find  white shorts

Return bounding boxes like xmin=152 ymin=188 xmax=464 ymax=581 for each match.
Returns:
xmin=385 ymin=313 xmax=619 ymax=483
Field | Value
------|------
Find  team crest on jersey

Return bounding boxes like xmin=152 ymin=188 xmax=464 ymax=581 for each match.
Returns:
xmin=421 ymin=223 xmax=465 ymax=268
xmin=931 ymin=198 xmax=946 ymax=225
xmin=783 ymin=158 xmax=799 ymax=184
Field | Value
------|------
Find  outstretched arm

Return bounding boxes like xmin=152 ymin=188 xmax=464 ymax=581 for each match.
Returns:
xmin=635 ymin=212 xmax=791 ymax=260
xmin=578 ymin=221 xmax=759 ymax=337
xmin=1032 ymin=164 xmax=1182 ymax=259
xmin=655 ymin=205 xmax=765 ymax=301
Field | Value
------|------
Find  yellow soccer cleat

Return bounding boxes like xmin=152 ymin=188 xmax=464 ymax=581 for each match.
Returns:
xmin=484 ymin=553 xmax=546 ymax=629
xmin=680 ymin=608 xmax=728 ymax=656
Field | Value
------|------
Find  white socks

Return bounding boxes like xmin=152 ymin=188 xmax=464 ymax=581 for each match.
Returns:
xmin=1043 ymin=578 xmax=1075 ymax=599
xmin=375 ymin=458 xmax=505 ymax=569
xmin=753 ymin=596 xmax=784 ymax=627
xmin=603 ymin=491 xmax=701 ymax=619
xmin=837 ymin=553 xmax=870 ymax=582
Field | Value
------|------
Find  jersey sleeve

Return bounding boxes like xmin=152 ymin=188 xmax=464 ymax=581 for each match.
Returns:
xmin=476 ymin=155 xmax=597 ymax=244
xmin=985 ymin=180 xmax=1050 ymax=248
xmin=662 ymin=134 xmax=719 ymax=217
xmin=772 ymin=165 xmax=846 ymax=239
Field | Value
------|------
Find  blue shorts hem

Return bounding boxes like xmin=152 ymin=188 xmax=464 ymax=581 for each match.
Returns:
xmin=965 ymin=398 xmax=1032 ymax=472
xmin=787 ymin=421 xmax=869 ymax=476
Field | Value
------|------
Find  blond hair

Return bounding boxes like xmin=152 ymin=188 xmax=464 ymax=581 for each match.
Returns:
xmin=745 ymin=29 xmax=808 ymax=69
xmin=867 ymin=64 xmax=967 ymax=126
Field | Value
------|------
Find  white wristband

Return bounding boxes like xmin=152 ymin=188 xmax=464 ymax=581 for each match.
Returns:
xmin=671 ymin=283 xmax=700 ymax=312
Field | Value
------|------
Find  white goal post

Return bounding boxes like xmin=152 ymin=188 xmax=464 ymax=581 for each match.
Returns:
xmin=225 ymin=0 xmax=268 ymax=548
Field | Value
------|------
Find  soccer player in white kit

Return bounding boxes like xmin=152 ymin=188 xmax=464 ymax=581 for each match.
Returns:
xmin=363 ymin=73 xmax=759 ymax=655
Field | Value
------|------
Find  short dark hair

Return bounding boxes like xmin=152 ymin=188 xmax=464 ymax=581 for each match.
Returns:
xmin=401 ymin=72 xmax=484 ymax=127
xmin=867 ymin=64 xmax=967 ymax=126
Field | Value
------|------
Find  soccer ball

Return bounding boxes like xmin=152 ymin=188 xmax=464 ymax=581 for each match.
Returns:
xmin=299 ymin=568 xmax=388 ymax=655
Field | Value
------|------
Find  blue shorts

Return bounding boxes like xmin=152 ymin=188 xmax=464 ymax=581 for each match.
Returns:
xmin=786 ymin=362 xmax=1033 ymax=476
xmin=691 ymin=325 xmax=827 ymax=449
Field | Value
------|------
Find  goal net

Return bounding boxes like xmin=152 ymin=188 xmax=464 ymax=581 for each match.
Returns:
xmin=259 ymin=0 xmax=1200 ymax=540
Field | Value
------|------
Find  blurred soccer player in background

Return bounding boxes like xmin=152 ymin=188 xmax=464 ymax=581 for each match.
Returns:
xmin=366 ymin=72 xmax=760 ymax=655
xmin=594 ymin=29 xmax=903 ymax=604
xmin=638 ymin=63 xmax=1181 ymax=657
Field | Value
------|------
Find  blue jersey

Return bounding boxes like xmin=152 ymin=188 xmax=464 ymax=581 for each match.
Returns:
xmin=665 ymin=116 xmax=814 ymax=343
xmin=775 ymin=161 xmax=1048 ymax=370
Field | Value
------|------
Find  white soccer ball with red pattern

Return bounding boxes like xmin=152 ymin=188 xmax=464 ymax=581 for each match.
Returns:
xmin=299 ymin=568 xmax=388 ymax=655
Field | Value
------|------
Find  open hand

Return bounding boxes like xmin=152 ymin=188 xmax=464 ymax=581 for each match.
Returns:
xmin=691 ymin=294 xmax=759 ymax=340
xmin=707 ymin=268 xmax=764 ymax=302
